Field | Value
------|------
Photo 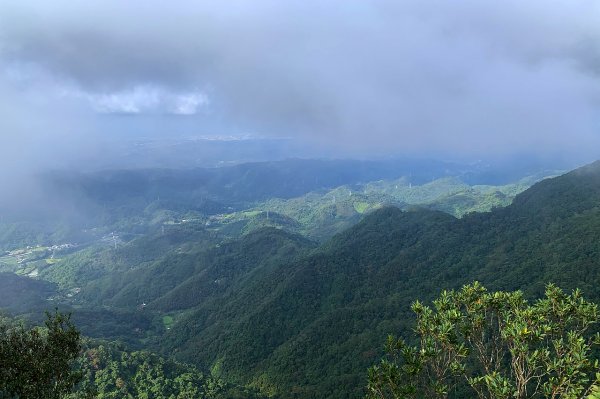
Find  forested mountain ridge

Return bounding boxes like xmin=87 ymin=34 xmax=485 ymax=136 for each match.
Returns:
xmin=0 ymin=158 xmax=546 ymax=253
xmin=0 ymin=169 xmax=543 ymax=356
xmin=156 ymin=161 xmax=600 ymax=398
xmin=0 ymin=272 xmax=56 ymax=313
xmin=28 ymin=158 xmax=466 ymax=224
xmin=508 ymin=160 xmax=600 ymax=220
xmin=0 ymin=161 xmax=595 ymax=398
xmin=216 ymin=173 xmax=538 ymax=241
xmin=23 ymin=171 xmax=538 ymax=313
xmin=71 ymin=340 xmax=268 ymax=399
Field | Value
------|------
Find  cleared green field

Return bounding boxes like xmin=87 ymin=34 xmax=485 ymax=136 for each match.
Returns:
xmin=353 ymin=201 xmax=370 ymax=214
xmin=162 ymin=315 xmax=174 ymax=329
xmin=0 ymin=256 xmax=19 ymax=266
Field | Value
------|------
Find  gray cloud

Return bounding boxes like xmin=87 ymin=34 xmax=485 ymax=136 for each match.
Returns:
xmin=1 ymin=0 xmax=600 ymax=160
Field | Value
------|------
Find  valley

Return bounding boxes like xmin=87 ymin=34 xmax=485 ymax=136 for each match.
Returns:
xmin=3 ymin=4 xmax=598 ymax=397
xmin=0 ymin=158 xmax=578 ymax=398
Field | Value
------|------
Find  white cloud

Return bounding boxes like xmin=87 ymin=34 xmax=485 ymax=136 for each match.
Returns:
xmin=89 ymin=87 xmax=158 ymax=114
xmin=65 ymin=85 xmax=208 ymax=115
xmin=171 ymin=92 xmax=209 ymax=115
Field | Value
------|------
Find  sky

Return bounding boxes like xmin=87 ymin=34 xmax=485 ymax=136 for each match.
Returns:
xmin=1 ymin=0 xmax=600 ymax=168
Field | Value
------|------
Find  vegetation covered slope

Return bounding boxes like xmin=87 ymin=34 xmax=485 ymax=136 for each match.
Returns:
xmin=367 ymin=283 xmax=600 ymax=399
xmin=0 ymin=160 xmax=581 ymax=398
xmin=0 ymin=272 xmax=57 ymax=313
xmin=42 ymin=227 xmax=314 ymax=311
xmin=156 ymin=161 xmax=600 ymax=398
xmin=206 ymin=175 xmax=540 ymax=241
xmin=72 ymin=341 xmax=267 ymax=399
xmin=1 ymin=158 xmax=547 ymax=250
xmin=0 ymin=312 xmax=263 ymax=399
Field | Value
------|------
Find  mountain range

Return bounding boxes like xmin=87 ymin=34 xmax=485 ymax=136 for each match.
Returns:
xmin=2 ymin=160 xmax=600 ymax=398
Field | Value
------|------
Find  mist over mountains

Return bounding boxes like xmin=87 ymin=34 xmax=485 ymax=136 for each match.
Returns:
xmin=2 ymin=1 xmax=600 ymax=170
xmin=2 ymin=159 xmax=600 ymax=397
xmin=2 ymin=1 xmax=600 ymax=398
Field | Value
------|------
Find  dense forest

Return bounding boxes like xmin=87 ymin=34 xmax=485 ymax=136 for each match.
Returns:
xmin=2 ymin=0 xmax=597 ymax=396
xmin=1 ymin=160 xmax=599 ymax=398
xmin=156 ymin=161 xmax=600 ymax=397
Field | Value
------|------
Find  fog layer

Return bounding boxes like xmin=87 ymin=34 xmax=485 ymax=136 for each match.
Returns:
xmin=1 ymin=0 xmax=599 ymax=166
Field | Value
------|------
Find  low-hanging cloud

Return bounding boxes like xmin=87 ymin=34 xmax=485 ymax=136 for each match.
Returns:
xmin=65 ymin=86 xmax=208 ymax=115
xmin=1 ymin=0 xmax=600 ymax=160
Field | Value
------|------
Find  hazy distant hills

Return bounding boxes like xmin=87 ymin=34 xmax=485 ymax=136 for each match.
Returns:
xmin=0 ymin=157 xmax=555 ymax=251
xmin=46 ymin=158 xmax=477 ymax=207
xmin=30 ymin=157 xmax=558 ymax=219
xmin=26 ymin=170 xmax=544 ymax=303
xmin=78 ymin=137 xmax=580 ymax=177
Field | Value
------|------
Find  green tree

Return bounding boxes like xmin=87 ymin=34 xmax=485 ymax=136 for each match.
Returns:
xmin=367 ymin=282 xmax=600 ymax=399
xmin=0 ymin=310 xmax=82 ymax=399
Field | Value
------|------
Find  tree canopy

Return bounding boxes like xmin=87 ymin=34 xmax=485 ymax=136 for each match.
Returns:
xmin=367 ymin=282 xmax=600 ymax=399
xmin=0 ymin=310 xmax=81 ymax=399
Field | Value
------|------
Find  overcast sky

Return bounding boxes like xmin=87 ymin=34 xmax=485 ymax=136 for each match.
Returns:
xmin=1 ymin=0 xmax=600 ymax=164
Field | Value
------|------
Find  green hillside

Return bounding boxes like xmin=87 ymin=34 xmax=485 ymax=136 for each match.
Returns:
xmin=34 ymin=174 xmax=537 ymax=314
xmin=0 ymin=272 xmax=57 ymax=313
xmin=207 ymin=175 xmax=541 ymax=241
xmin=70 ymin=340 xmax=267 ymax=399
xmin=155 ymin=162 xmax=600 ymax=398
xmin=0 ymin=163 xmax=587 ymax=398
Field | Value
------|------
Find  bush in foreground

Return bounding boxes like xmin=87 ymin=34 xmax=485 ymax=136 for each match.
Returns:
xmin=0 ymin=311 xmax=81 ymax=399
xmin=367 ymin=282 xmax=600 ymax=399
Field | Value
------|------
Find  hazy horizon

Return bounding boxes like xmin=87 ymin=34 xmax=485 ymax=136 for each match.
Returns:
xmin=3 ymin=4 xmax=600 ymax=397
xmin=1 ymin=0 xmax=600 ymax=177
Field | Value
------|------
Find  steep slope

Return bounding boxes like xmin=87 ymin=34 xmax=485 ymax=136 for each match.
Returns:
xmin=41 ymin=224 xmax=223 ymax=291
xmin=210 ymin=174 xmax=539 ymax=242
xmin=146 ymin=227 xmax=316 ymax=312
xmin=43 ymin=226 xmax=315 ymax=312
xmin=0 ymin=272 xmax=56 ymax=314
xmin=161 ymin=161 xmax=600 ymax=398
xmin=163 ymin=208 xmax=459 ymax=397
xmin=74 ymin=340 xmax=268 ymax=398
